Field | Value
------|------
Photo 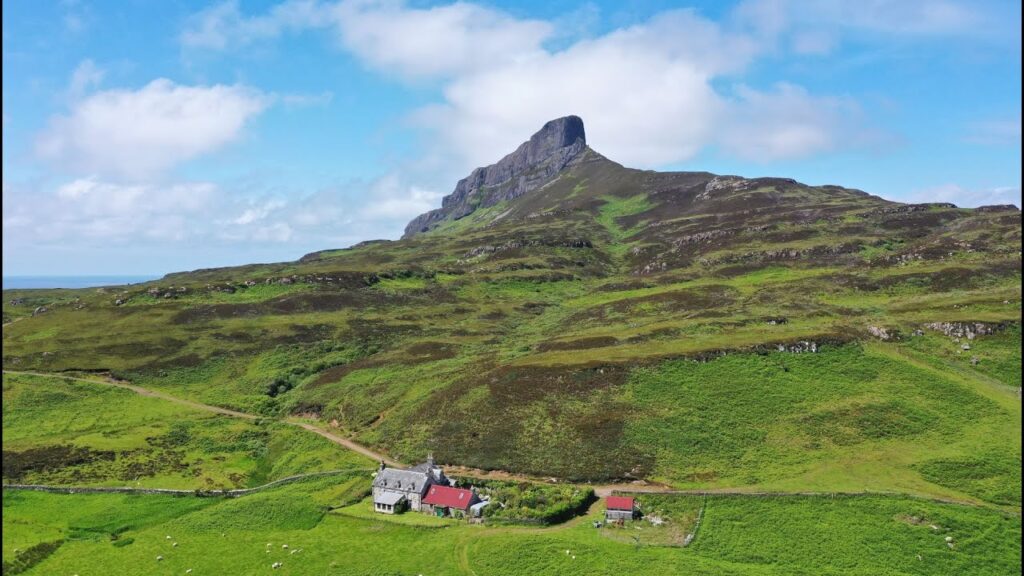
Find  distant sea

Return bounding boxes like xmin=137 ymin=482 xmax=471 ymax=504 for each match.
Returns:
xmin=2 ymin=275 xmax=160 ymax=289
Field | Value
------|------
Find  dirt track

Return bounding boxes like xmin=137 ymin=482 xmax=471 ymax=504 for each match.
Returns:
xmin=0 ymin=370 xmax=994 ymax=507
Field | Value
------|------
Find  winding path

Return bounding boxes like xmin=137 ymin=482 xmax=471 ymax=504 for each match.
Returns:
xmin=1 ymin=369 xmax=399 ymax=467
xmin=0 ymin=369 xmax=997 ymax=509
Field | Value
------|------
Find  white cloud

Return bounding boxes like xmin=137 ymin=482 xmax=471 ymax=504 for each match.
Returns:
xmin=230 ymin=198 xmax=288 ymax=225
xmin=330 ymin=0 xmax=552 ymax=80
xmin=180 ymin=0 xmax=332 ymax=50
xmin=358 ymin=174 xmax=444 ymax=219
xmin=180 ymin=1 xmax=939 ymax=173
xmin=36 ymin=78 xmax=269 ymax=180
xmin=910 ymin=183 xmax=1022 ymax=207
xmin=4 ymin=178 xmax=217 ymax=243
xmin=67 ymin=59 xmax=104 ymax=101
xmin=734 ymin=0 xmax=1001 ymax=55
xmin=964 ymin=117 xmax=1022 ymax=146
xmin=409 ymin=9 xmax=767 ymax=170
xmin=183 ymin=0 xmax=553 ymax=81
xmin=718 ymin=83 xmax=862 ymax=162
xmin=817 ymin=0 xmax=987 ymax=36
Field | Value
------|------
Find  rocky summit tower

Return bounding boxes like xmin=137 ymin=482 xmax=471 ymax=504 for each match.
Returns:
xmin=403 ymin=115 xmax=588 ymax=238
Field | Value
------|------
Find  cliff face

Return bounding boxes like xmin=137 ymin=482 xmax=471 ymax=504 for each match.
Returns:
xmin=402 ymin=115 xmax=587 ymax=238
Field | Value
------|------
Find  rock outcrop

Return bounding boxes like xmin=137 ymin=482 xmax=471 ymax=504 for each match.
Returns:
xmin=403 ymin=116 xmax=587 ymax=238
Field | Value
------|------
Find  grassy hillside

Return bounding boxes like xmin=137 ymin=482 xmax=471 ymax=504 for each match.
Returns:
xmin=2 ymin=373 xmax=372 ymax=490
xmin=3 ymin=474 xmax=1019 ymax=575
xmin=3 ymin=152 xmax=1020 ymax=497
xmin=2 ymin=134 xmax=1021 ymax=575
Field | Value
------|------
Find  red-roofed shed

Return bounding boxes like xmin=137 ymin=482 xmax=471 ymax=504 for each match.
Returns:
xmin=605 ymin=496 xmax=637 ymax=521
xmin=422 ymin=485 xmax=480 ymax=515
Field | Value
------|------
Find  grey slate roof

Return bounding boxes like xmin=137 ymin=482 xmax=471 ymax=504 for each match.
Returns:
xmin=375 ymin=491 xmax=406 ymax=506
xmin=372 ymin=468 xmax=429 ymax=493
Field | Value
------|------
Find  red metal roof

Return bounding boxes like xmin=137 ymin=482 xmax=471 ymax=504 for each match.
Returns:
xmin=422 ymin=485 xmax=476 ymax=510
xmin=606 ymin=496 xmax=635 ymax=511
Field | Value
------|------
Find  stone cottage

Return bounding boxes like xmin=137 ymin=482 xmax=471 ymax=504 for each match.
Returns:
xmin=372 ymin=455 xmax=448 ymax=514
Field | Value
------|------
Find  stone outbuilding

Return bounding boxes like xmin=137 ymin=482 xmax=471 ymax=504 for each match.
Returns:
xmin=421 ymin=484 xmax=480 ymax=517
xmin=605 ymin=496 xmax=637 ymax=521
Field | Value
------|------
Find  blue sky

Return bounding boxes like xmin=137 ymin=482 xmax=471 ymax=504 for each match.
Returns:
xmin=2 ymin=0 xmax=1021 ymax=276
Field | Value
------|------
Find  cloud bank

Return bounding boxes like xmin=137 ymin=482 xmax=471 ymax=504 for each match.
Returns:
xmin=37 ymin=78 xmax=269 ymax=180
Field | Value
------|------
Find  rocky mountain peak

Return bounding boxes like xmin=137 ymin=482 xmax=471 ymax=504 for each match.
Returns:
xmin=403 ymin=115 xmax=588 ymax=238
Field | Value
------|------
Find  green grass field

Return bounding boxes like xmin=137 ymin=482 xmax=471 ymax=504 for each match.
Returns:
xmin=3 ymin=475 xmax=1019 ymax=575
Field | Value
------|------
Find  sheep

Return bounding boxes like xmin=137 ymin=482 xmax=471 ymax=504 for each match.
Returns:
xmin=157 ymin=556 xmax=164 ymax=561
xmin=186 ymin=570 xmax=193 ymax=574
xmin=172 ymin=542 xmax=179 ymax=547
xmin=282 ymin=544 xmax=289 ymax=549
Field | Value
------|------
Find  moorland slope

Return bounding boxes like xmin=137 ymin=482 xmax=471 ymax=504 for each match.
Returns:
xmin=3 ymin=116 xmax=1020 ymax=505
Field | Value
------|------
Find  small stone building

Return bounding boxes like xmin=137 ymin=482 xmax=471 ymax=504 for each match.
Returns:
xmin=372 ymin=455 xmax=448 ymax=514
xmin=605 ymin=496 xmax=637 ymax=521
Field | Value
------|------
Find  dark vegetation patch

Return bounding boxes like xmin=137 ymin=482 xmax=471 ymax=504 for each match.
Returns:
xmin=211 ymin=330 xmax=262 ymax=343
xmin=414 ymin=364 xmax=651 ymax=480
xmin=170 ymin=290 xmax=399 ymax=324
xmin=713 ymin=263 xmax=770 ymax=278
xmin=1 ymin=441 xmax=194 ymax=486
xmin=140 ymin=353 xmax=205 ymax=371
xmin=799 ymin=401 xmax=932 ymax=447
xmin=699 ymin=242 xmax=865 ymax=267
xmin=517 ymin=301 xmax=552 ymax=315
xmin=595 ymin=280 xmax=656 ymax=292
xmin=536 ymin=336 xmax=618 ymax=352
xmin=345 ymin=319 xmax=424 ymax=354
xmin=273 ymin=323 xmax=336 ymax=344
xmin=457 ymin=479 xmax=595 ymax=524
xmin=875 ymin=209 xmax=964 ymax=234
xmin=265 ymin=376 xmax=295 ymax=398
xmin=484 ymin=365 xmax=629 ymax=403
xmin=94 ymin=337 xmax=187 ymax=359
xmin=308 ymin=356 xmax=387 ymax=389
xmin=1 ymin=540 xmax=64 ymax=575
xmin=624 ymin=327 xmax=685 ymax=343
xmin=916 ymin=453 xmax=1022 ymax=506
xmin=595 ymin=285 xmax=739 ymax=319
xmin=758 ymin=228 xmax=819 ymax=243
xmin=875 ymin=267 xmax=1010 ymax=292
xmin=405 ymin=342 xmax=458 ymax=362
xmin=2 ymin=445 xmax=116 ymax=482
xmin=483 ymin=271 xmax=579 ymax=283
